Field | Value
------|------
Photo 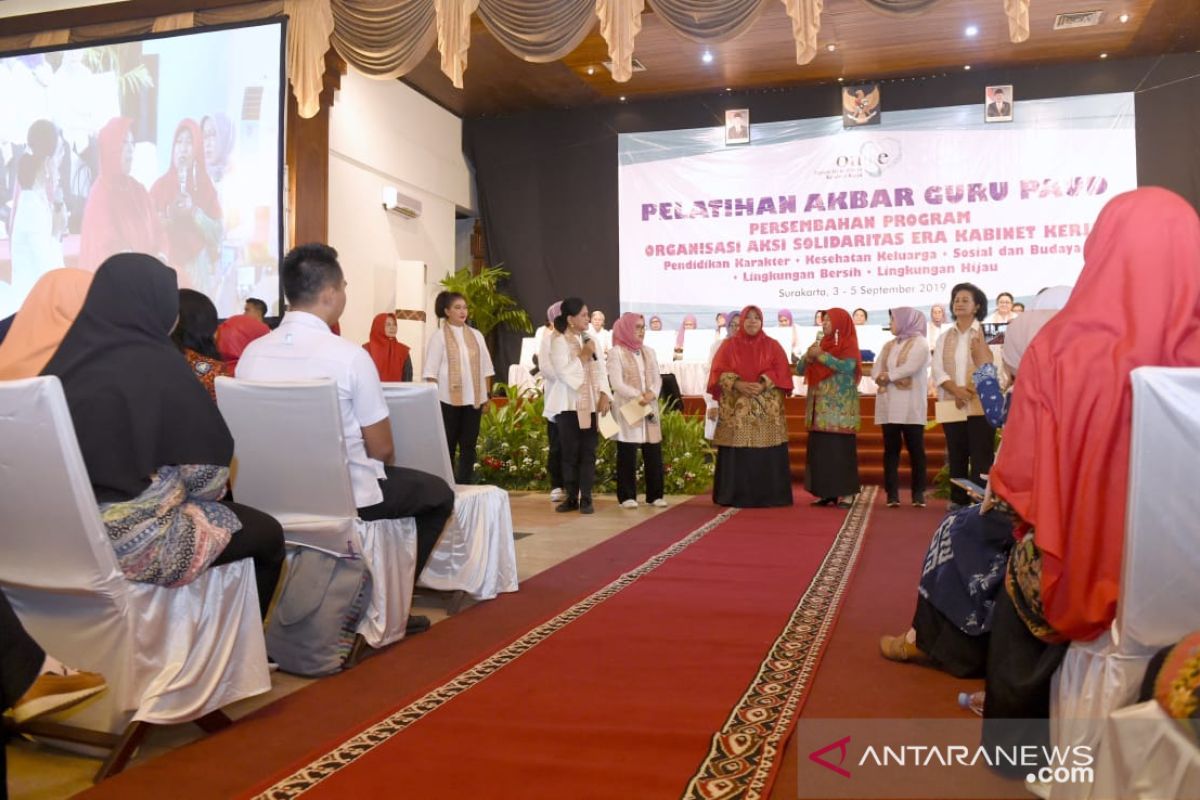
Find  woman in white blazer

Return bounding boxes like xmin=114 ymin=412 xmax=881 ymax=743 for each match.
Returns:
xmin=607 ymin=312 xmax=666 ymax=509
xmin=424 ymin=291 xmax=494 ymax=484
xmin=544 ymin=297 xmax=611 ymax=514
xmin=538 ymin=301 xmax=564 ymax=502
xmin=871 ymin=308 xmax=931 ymax=507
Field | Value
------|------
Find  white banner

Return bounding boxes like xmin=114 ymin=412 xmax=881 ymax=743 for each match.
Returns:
xmin=618 ymin=93 xmax=1136 ymax=330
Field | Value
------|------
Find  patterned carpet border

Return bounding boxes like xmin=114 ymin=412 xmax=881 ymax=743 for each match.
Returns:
xmin=254 ymin=506 xmax=740 ymax=799
xmin=683 ymin=486 xmax=878 ymax=800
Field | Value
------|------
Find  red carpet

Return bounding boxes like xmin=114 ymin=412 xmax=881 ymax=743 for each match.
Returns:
xmin=80 ymin=500 xmax=728 ymax=800
xmin=247 ymin=488 xmax=875 ymax=799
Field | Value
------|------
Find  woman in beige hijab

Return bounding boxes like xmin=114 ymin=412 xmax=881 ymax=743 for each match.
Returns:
xmin=0 ymin=268 xmax=92 ymax=380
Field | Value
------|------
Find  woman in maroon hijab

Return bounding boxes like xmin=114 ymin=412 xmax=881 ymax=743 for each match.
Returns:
xmin=706 ymin=305 xmax=794 ymax=507
xmin=78 ymin=117 xmax=160 ymax=271
xmin=363 ymin=311 xmax=413 ymax=381
xmin=150 ymin=118 xmax=222 ymax=290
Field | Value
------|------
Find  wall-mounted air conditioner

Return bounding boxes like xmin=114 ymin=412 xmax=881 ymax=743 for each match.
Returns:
xmin=381 ymin=187 xmax=422 ymax=219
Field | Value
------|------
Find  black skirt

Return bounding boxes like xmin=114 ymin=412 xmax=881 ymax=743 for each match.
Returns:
xmin=804 ymin=430 xmax=860 ymax=499
xmin=712 ymin=443 xmax=793 ymax=507
xmin=912 ymin=595 xmax=989 ymax=679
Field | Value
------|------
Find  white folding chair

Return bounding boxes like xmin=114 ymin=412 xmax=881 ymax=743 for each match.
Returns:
xmin=382 ymin=382 xmax=519 ymax=603
xmin=0 ymin=377 xmax=270 ymax=780
xmin=680 ymin=328 xmax=711 ymax=363
xmin=1050 ymin=368 xmax=1200 ymax=798
xmin=215 ymin=377 xmax=417 ymax=649
xmin=518 ymin=336 xmax=538 ymax=368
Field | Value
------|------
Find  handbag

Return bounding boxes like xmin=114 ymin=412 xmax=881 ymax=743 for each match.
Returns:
xmin=266 ymin=545 xmax=372 ymax=676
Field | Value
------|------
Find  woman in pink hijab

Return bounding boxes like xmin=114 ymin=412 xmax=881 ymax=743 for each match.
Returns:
xmin=607 ymin=313 xmax=665 ymax=508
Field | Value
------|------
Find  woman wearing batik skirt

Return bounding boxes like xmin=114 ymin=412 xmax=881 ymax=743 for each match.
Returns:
xmin=708 ymin=305 xmax=793 ymax=507
xmin=40 ymin=254 xmax=283 ymax=619
xmin=424 ymin=291 xmax=495 ymax=485
xmin=800 ymin=307 xmax=862 ymax=508
xmin=607 ymin=313 xmax=666 ymax=509
xmin=981 ymin=188 xmax=1200 ymax=770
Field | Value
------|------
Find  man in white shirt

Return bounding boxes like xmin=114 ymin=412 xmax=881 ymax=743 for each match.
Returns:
xmin=237 ymin=243 xmax=454 ymax=634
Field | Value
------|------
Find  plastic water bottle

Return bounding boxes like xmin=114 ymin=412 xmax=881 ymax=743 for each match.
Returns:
xmin=958 ymin=691 xmax=985 ymax=716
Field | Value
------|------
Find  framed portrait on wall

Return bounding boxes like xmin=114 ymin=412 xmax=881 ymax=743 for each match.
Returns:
xmin=985 ymin=85 xmax=1014 ymax=122
xmin=842 ymin=84 xmax=881 ymax=128
xmin=725 ymin=109 xmax=750 ymax=144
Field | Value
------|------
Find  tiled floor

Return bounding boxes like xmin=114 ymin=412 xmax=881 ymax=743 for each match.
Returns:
xmin=5 ymin=491 xmax=687 ymax=800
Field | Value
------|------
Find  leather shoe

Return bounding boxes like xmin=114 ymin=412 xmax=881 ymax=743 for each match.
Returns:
xmin=879 ymin=634 xmax=926 ymax=663
xmin=810 ymin=497 xmax=835 ymax=507
xmin=406 ymin=615 xmax=431 ymax=636
xmin=579 ymin=498 xmax=594 ymax=515
xmin=555 ymin=499 xmax=579 ymax=513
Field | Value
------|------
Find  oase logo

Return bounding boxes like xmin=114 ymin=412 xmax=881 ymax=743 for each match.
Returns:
xmin=809 ymin=735 xmax=853 ymax=778
xmin=833 ymin=139 xmax=902 ymax=177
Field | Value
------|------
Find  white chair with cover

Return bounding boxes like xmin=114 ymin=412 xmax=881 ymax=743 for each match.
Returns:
xmin=1049 ymin=367 xmax=1200 ymax=799
xmin=642 ymin=329 xmax=678 ymax=367
xmin=0 ymin=376 xmax=270 ymax=780
xmin=680 ymin=328 xmax=711 ymax=363
xmin=382 ymin=382 xmax=519 ymax=604
xmin=214 ymin=377 xmax=417 ymax=649
xmin=518 ymin=336 xmax=538 ymax=368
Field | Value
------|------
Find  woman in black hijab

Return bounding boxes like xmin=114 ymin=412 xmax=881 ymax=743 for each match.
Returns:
xmin=41 ymin=254 xmax=283 ymax=618
xmin=171 ymin=288 xmax=226 ymax=400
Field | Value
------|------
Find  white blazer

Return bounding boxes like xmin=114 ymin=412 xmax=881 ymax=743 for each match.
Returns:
xmin=543 ymin=331 xmax=609 ymax=419
xmin=606 ymin=346 xmax=662 ymax=444
xmin=871 ymin=336 xmax=930 ymax=425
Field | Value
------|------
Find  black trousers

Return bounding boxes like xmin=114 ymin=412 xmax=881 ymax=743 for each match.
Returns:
xmin=212 ymin=501 xmax=286 ymax=620
xmin=440 ymin=402 xmax=482 ymax=485
xmin=358 ymin=465 xmax=455 ymax=585
xmin=616 ymin=441 xmax=664 ymax=503
xmin=942 ymin=415 xmax=995 ymax=506
xmin=547 ymin=419 xmax=563 ymax=490
xmin=982 ymin=588 xmax=1069 ymax=776
xmin=1 ymin=589 xmax=43 ymax=713
xmin=555 ymin=412 xmax=598 ymax=502
xmin=2 ymin=588 xmax=44 ymax=798
xmin=882 ymin=423 xmax=927 ymax=502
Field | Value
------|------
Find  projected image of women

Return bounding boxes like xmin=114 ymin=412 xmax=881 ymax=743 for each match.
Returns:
xmin=151 ymin=118 xmax=222 ymax=290
xmin=78 ymin=117 xmax=160 ymax=271
xmin=9 ymin=119 xmax=68 ymax=302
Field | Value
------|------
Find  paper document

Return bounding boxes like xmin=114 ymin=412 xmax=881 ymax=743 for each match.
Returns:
xmin=935 ymin=400 xmax=968 ymax=423
xmin=935 ymin=397 xmax=984 ymax=423
xmin=620 ymin=397 xmax=652 ymax=426
xmin=597 ymin=412 xmax=621 ymax=439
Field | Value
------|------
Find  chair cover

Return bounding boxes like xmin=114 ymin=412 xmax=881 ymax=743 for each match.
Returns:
xmin=0 ymin=377 xmax=269 ymax=732
xmin=215 ymin=377 xmax=416 ymax=648
xmin=382 ymin=382 xmax=519 ymax=600
xmin=1050 ymin=368 xmax=1200 ymax=798
xmin=1092 ymin=701 xmax=1200 ymax=799
xmin=518 ymin=336 xmax=538 ymax=368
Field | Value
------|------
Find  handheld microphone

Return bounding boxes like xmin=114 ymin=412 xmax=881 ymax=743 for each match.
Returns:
xmin=581 ymin=331 xmax=598 ymax=361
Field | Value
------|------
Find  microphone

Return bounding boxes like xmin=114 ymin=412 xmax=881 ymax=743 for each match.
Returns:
xmin=581 ymin=331 xmax=598 ymax=360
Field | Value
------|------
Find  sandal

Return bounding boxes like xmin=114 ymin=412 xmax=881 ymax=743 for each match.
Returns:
xmin=879 ymin=634 xmax=926 ymax=663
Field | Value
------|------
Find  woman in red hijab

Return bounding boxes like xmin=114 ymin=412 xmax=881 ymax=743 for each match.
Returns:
xmin=216 ymin=314 xmax=270 ymax=375
xmin=799 ymin=307 xmax=863 ymax=508
xmin=150 ymin=119 xmax=222 ymax=290
xmin=981 ymin=187 xmax=1200 ymax=756
xmin=78 ymin=117 xmax=161 ymax=271
xmin=363 ymin=311 xmax=413 ymax=381
xmin=706 ymin=305 xmax=794 ymax=507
